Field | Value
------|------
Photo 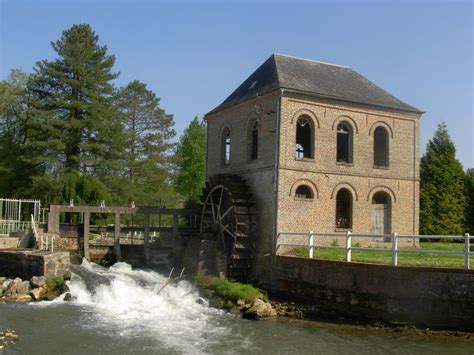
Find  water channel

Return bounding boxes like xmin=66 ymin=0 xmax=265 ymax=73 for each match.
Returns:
xmin=0 ymin=261 xmax=472 ymax=354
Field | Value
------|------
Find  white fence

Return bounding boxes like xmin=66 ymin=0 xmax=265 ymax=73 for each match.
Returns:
xmin=277 ymin=231 xmax=473 ymax=270
xmin=0 ymin=198 xmax=46 ymax=236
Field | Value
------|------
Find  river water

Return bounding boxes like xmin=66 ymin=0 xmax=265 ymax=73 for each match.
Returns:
xmin=0 ymin=261 xmax=472 ymax=354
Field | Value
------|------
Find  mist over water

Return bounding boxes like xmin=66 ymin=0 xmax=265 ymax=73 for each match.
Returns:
xmin=0 ymin=260 xmax=472 ymax=354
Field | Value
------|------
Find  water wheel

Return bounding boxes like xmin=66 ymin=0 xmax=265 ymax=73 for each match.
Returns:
xmin=200 ymin=174 xmax=256 ymax=281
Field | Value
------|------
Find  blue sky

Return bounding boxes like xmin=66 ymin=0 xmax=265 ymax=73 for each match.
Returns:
xmin=1 ymin=0 xmax=472 ymax=167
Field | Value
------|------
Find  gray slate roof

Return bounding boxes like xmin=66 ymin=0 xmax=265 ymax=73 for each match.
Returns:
xmin=207 ymin=54 xmax=422 ymax=115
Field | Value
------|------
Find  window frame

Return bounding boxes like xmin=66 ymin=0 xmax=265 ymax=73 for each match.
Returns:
xmin=336 ymin=121 xmax=354 ymax=165
xmin=295 ymin=116 xmax=315 ymax=160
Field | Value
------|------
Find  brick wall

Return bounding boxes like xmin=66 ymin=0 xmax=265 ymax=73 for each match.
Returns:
xmin=206 ymin=90 xmax=421 ymax=274
xmin=276 ymin=93 xmax=421 ymax=244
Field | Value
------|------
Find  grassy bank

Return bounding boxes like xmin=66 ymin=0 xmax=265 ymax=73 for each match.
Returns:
xmin=287 ymin=242 xmax=466 ymax=268
xmin=195 ymin=276 xmax=263 ymax=310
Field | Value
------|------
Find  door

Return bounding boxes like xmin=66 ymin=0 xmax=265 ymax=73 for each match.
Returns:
xmin=371 ymin=204 xmax=389 ymax=235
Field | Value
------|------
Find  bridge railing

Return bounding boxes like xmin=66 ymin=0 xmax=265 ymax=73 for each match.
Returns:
xmin=276 ymin=231 xmax=473 ymax=269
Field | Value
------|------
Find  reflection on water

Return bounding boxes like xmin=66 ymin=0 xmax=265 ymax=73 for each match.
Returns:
xmin=0 ymin=260 xmax=472 ymax=355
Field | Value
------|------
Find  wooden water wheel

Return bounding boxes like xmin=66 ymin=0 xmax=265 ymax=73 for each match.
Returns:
xmin=200 ymin=174 xmax=256 ymax=281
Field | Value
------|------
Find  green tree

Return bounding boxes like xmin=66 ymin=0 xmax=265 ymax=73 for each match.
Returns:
xmin=0 ymin=70 xmax=45 ymax=198
xmin=111 ymin=80 xmax=176 ymax=205
xmin=28 ymin=24 xmax=121 ymax=176
xmin=60 ymin=171 xmax=111 ymax=223
xmin=420 ymin=122 xmax=467 ymax=235
xmin=173 ymin=116 xmax=206 ymax=207
xmin=465 ymin=168 xmax=474 ymax=234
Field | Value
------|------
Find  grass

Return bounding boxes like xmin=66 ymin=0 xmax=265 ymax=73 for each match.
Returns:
xmin=288 ymin=242 xmax=467 ymax=268
xmin=195 ymin=276 xmax=262 ymax=309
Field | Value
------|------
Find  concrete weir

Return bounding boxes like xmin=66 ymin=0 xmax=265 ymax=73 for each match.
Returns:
xmin=0 ymin=250 xmax=70 ymax=279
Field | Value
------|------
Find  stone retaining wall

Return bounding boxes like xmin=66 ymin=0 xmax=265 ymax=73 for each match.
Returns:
xmin=0 ymin=251 xmax=70 ymax=279
xmin=272 ymin=256 xmax=474 ymax=330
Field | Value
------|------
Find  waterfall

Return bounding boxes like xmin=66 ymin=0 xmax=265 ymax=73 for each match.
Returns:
xmin=58 ymin=260 xmax=232 ymax=353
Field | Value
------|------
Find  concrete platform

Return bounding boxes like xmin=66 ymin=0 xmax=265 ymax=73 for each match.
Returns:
xmin=0 ymin=250 xmax=70 ymax=279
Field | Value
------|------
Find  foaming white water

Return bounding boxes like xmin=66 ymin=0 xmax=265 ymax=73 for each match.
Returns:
xmin=66 ymin=260 xmax=233 ymax=353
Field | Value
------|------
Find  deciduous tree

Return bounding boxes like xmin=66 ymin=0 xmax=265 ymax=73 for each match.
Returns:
xmin=173 ymin=117 xmax=206 ymax=207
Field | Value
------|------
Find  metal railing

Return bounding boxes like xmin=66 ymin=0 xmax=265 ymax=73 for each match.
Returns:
xmin=38 ymin=234 xmax=55 ymax=253
xmin=276 ymin=231 xmax=473 ymax=269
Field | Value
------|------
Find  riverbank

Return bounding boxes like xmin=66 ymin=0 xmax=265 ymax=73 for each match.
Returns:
xmin=267 ymin=296 xmax=474 ymax=341
xmin=193 ymin=275 xmax=474 ymax=340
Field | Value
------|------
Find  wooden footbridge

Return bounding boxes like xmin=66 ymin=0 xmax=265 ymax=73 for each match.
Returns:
xmin=47 ymin=204 xmax=199 ymax=264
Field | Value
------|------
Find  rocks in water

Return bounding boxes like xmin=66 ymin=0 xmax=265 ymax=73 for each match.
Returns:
xmin=242 ymin=298 xmax=277 ymax=320
xmin=1 ymin=329 xmax=19 ymax=349
xmin=0 ymin=274 xmax=69 ymax=303
xmin=31 ymin=276 xmax=46 ymax=288
xmin=63 ymin=292 xmax=72 ymax=301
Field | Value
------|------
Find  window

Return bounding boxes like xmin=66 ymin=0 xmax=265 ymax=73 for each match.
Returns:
xmin=222 ymin=127 xmax=231 ymax=166
xmin=337 ymin=122 xmax=353 ymax=163
xmin=335 ymin=188 xmax=352 ymax=228
xmin=374 ymin=126 xmax=389 ymax=167
xmin=295 ymin=185 xmax=313 ymax=199
xmin=250 ymin=120 xmax=258 ymax=160
xmin=295 ymin=116 xmax=314 ymax=159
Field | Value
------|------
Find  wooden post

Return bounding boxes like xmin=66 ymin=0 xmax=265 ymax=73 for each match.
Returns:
xmin=308 ymin=230 xmax=314 ymax=258
xmin=47 ymin=205 xmax=60 ymax=234
xmin=465 ymin=233 xmax=470 ymax=270
xmin=143 ymin=212 xmax=150 ymax=265
xmin=346 ymin=231 xmax=352 ymax=262
xmin=84 ymin=212 xmax=90 ymax=260
xmin=114 ymin=212 xmax=122 ymax=261
xmin=391 ymin=232 xmax=398 ymax=266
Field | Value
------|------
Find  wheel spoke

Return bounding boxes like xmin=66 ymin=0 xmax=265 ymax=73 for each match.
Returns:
xmin=218 ymin=188 xmax=224 ymax=212
xmin=210 ymin=193 xmax=216 ymax=223
xmin=216 ymin=206 xmax=233 ymax=224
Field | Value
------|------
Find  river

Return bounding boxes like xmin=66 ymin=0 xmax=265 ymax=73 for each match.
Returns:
xmin=0 ymin=261 xmax=472 ymax=354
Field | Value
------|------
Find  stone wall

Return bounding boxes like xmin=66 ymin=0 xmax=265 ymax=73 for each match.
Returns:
xmin=271 ymin=256 xmax=474 ymax=330
xmin=0 ymin=251 xmax=70 ymax=279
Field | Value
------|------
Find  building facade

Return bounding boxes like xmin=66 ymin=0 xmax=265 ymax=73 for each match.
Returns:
xmin=205 ymin=54 xmax=422 ymax=279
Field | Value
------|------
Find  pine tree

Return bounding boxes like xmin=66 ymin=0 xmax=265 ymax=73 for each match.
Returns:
xmin=28 ymin=24 xmax=120 ymax=176
xmin=420 ymin=123 xmax=467 ymax=235
xmin=112 ymin=80 xmax=176 ymax=205
xmin=173 ymin=116 xmax=206 ymax=207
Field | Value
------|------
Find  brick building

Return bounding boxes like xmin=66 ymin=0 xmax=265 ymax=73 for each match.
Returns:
xmin=204 ymin=54 xmax=422 ymax=279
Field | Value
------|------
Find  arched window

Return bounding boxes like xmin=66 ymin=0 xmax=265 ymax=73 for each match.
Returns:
xmin=336 ymin=188 xmax=352 ymax=228
xmin=250 ymin=120 xmax=258 ymax=160
xmin=374 ymin=126 xmax=389 ymax=167
xmin=295 ymin=185 xmax=314 ymax=199
xmin=337 ymin=122 xmax=353 ymax=163
xmin=295 ymin=116 xmax=314 ymax=159
xmin=222 ymin=127 xmax=231 ymax=166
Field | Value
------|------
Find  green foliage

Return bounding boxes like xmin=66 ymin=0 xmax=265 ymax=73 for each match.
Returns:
xmin=108 ymin=80 xmax=176 ymax=206
xmin=420 ymin=123 xmax=467 ymax=235
xmin=0 ymin=24 xmax=179 ymax=208
xmin=45 ymin=275 xmax=68 ymax=299
xmin=28 ymin=23 xmax=121 ymax=175
xmin=465 ymin=168 xmax=474 ymax=234
xmin=196 ymin=276 xmax=262 ymax=305
xmin=173 ymin=117 xmax=206 ymax=207
xmin=0 ymin=70 xmax=44 ymax=198
xmin=59 ymin=171 xmax=111 ymax=223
